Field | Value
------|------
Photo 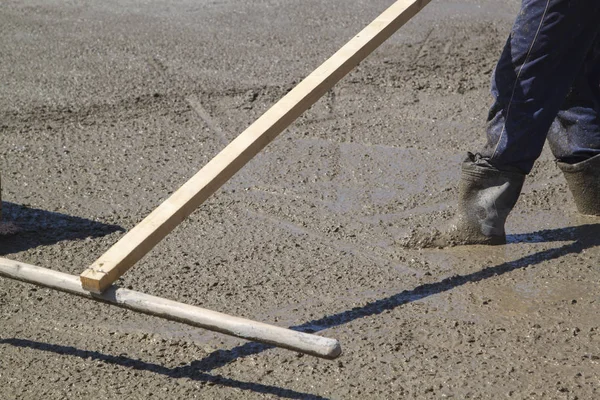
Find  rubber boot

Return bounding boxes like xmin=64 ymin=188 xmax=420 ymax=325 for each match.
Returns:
xmin=557 ymin=154 xmax=600 ymax=216
xmin=402 ymin=154 xmax=525 ymax=248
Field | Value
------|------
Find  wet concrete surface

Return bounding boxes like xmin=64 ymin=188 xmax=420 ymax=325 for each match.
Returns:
xmin=1 ymin=0 xmax=599 ymax=398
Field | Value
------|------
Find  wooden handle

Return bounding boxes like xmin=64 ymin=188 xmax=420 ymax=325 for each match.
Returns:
xmin=80 ymin=0 xmax=432 ymax=293
xmin=1 ymin=258 xmax=342 ymax=359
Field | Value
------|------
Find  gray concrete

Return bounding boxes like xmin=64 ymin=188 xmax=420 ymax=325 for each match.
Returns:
xmin=1 ymin=1 xmax=599 ymax=398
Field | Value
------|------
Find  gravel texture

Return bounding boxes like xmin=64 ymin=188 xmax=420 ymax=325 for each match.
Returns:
xmin=1 ymin=1 xmax=599 ymax=399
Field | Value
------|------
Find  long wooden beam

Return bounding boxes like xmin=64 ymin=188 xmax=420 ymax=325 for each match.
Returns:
xmin=80 ymin=0 xmax=432 ymax=293
xmin=0 ymin=258 xmax=341 ymax=359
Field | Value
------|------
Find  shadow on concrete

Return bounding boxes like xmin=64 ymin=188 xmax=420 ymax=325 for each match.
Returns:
xmin=188 ymin=223 xmax=600 ymax=371
xmin=0 ymin=338 xmax=329 ymax=400
xmin=506 ymin=223 xmax=600 ymax=244
xmin=0 ymin=202 xmax=123 ymax=255
xmin=2 ymin=223 xmax=599 ymax=397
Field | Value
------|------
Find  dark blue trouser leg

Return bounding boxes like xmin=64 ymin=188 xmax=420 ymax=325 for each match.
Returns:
xmin=547 ymin=36 xmax=600 ymax=164
xmin=479 ymin=0 xmax=600 ymax=174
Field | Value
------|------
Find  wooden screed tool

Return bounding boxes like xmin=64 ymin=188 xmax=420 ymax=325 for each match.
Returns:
xmin=0 ymin=0 xmax=432 ymax=359
xmin=80 ymin=0 xmax=432 ymax=294
xmin=0 ymin=258 xmax=341 ymax=359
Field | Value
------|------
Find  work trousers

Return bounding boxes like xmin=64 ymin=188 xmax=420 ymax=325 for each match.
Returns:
xmin=480 ymin=0 xmax=600 ymax=174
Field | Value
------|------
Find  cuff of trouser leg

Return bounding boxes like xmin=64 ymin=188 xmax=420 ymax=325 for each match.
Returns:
xmin=556 ymin=153 xmax=600 ymax=173
xmin=462 ymin=152 xmax=526 ymax=180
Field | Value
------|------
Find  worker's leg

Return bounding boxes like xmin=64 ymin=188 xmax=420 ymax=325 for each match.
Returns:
xmin=403 ymin=0 xmax=600 ymax=248
xmin=550 ymin=36 xmax=600 ymax=215
xmin=456 ymin=0 xmax=600 ymax=244
xmin=480 ymin=0 xmax=600 ymax=173
xmin=548 ymin=36 xmax=600 ymax=164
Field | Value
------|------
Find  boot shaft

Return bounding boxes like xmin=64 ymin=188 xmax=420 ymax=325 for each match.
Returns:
xmin=557 ymin=154 xmax=600 ymax=216
xmin=459 ymin=155 xmax=525 ymax=238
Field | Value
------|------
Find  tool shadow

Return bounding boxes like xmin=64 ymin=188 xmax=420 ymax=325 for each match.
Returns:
xmin=189 ymin=222 xmax=600 ymax=371
xmin=0 ymin=202 xmax=124 ymax=256
xmin=0 ymin=202 xmax=325 ymax=398
xmin=0 ymin=337 xmax=329 ymax=400
xmin=2 ymin=223 xmax=598 ymax=398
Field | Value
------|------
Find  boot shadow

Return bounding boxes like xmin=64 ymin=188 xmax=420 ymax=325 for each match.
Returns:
xmin=190 ymin=223 xmax=600 ymax=371
xmin=0 ymin=202 xmax=124 ymax=255
xmin=506 ymin=223 xmax=600 ymax=245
